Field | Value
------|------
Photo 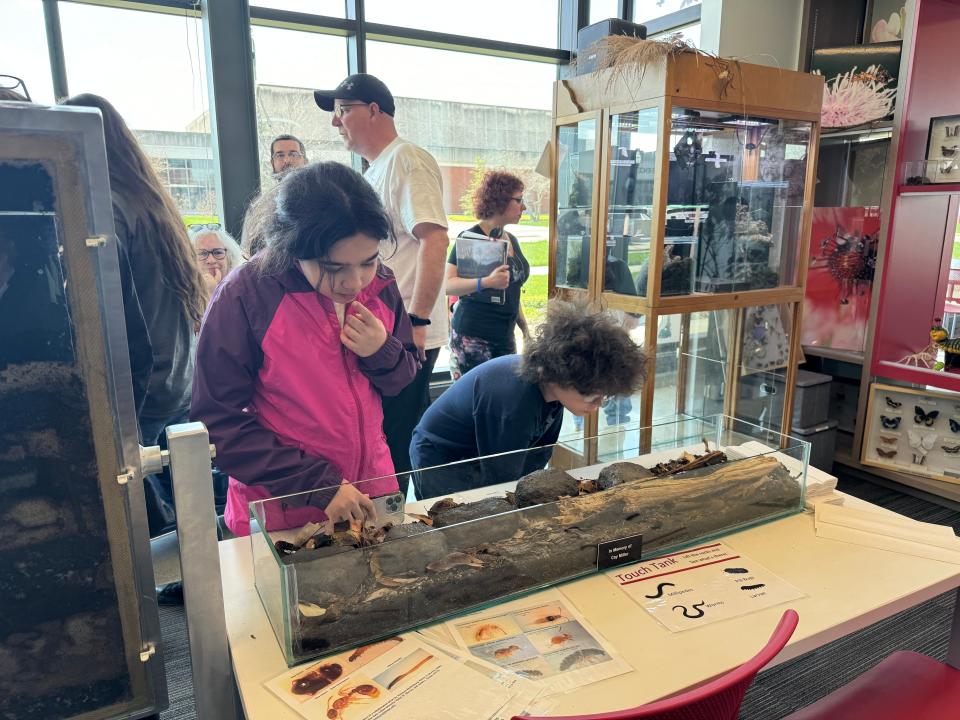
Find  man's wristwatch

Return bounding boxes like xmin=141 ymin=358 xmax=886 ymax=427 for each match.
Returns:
xmin=408 ymin=313 xmax=432 ymax=327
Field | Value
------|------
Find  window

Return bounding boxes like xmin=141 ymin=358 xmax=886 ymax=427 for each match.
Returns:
xmin=59 ymin=3 xmax=220 ymax=220
xmin=651 ymin=22 xmax=701 ymax=47
xmin=0 ymin=0 xmax=55 ymax=103
xmin=633 ymin=0 xmax=701 ymax=25
xmin=251 ymin=1 xmax=344 ymax=16
xmin=368 ymin=42 xmax=557 ymax=366
xmin=365 ymin=0 xmax=560 ymax=48
xmin=589 ymin=0 xmax=620 ymax=26
xmin=251 ymin=25 xmax=349 ymax=186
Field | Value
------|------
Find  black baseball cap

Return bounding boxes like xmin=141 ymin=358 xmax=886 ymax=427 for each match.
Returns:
xmin=313 ymin=73 xmax=396 ymax=117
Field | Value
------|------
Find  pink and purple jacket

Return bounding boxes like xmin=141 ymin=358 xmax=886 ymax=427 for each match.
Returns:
xmin=191 ymin=259 xmax=418 ymax=536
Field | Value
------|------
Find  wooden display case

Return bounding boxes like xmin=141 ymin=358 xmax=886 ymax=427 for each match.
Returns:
xmin=548 ymin=53 xmax=823 ymax=448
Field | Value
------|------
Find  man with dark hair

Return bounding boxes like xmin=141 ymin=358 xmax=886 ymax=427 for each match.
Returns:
xmin=314 ymin=73 xmax=450 ymax=480
xmin=269 ymin=134 xmax=307 ymax=178
xmin=409 ymin=300 xmax=649 ymax=497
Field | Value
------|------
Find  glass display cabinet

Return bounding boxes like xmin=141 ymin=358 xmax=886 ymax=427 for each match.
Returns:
xmin=550 ymin=52 xmax=823 ymax=441
xmin=251 ymin=415 xmax=810 ymax=665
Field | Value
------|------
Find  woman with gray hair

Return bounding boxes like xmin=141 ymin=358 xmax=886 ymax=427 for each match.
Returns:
xmin=189 ymin=223 xmax=244 ymax=293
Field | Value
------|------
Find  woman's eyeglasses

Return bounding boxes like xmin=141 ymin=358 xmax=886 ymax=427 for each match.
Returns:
xmin=196 ymin=249 xmax=227 ymax=260
xmin=188 ymin=223 xmax=222 ymax=231
xmin=0 ymin=75 xmax=31 ymax=101
xmin=511 ymin=196 xmax=525 ymax=205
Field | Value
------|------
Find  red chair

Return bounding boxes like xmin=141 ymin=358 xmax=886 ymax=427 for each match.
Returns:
xmin=514 ymin=609 xmax=799 ymax=720
xmin=781 ymin=650 xmax=960 ymax=719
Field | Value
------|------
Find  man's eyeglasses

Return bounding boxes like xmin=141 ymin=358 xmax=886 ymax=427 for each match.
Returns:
xmin=0 ymin=75 xmax=31 ymax=102
xmin=188 ymin=223 xmax=222 ymax=231
xmin=334 ymin=102 xmax=369 ymax=119
xmin=196 ymin=249 xmax=227 ymax=260
xmin=272 ymin=150 xmax=303 ymax=160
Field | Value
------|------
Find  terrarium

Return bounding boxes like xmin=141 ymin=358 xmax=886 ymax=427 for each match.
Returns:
xmin=251 ymin=415 xmax=810 ymax=665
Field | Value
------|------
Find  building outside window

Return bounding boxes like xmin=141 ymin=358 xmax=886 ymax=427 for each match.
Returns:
xmin=58 ymin=3 xmax=221 ymax=221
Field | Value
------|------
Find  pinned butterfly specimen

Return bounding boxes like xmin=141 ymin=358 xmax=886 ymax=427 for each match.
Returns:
xmin=880 ymin=415 xmax=901 ymax=429
xmin=876 ymin=448 xmax=897 ymax=459
xmin=942 ymin=444 xmax=960 ymax=454
xmin=908 ymin=430 xmax=937 ymax=464
xmin=914 ymin=406 xmax=939 ymax=426
xmin=879 ymin=435 xmax=899 ymax=446
xmin=885 ymin=396 xmax=902 ymax=409
xmin=951 ymin=418 xmax=960 ymax=433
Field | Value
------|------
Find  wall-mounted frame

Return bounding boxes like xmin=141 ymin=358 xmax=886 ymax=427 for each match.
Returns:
xmin=924 ymin=114 xmax=960 ymax=183
xmin=861 ymin=381 xmax=960 ymax=484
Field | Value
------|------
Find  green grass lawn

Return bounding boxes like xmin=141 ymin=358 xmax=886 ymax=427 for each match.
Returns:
xmin=520 ymin=240 xmax=548 ymax=267
xmin=521 ymin=273 xmax=549 ymax=326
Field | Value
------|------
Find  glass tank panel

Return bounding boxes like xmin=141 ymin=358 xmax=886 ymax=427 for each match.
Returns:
xmin=555 ymin=118 xmax=596 ymax=289
xmin=597 ymin=311 xmax=647 ymax=432
xmin=251 ymin=416 xmax=809 ymax=665
xmin=647 ymin=305 xmax=796 ymax=433
xmin=604 ymin=107 xmax=658 ymax=298
xmin=664 ymin=109 xmax=812 ymax=295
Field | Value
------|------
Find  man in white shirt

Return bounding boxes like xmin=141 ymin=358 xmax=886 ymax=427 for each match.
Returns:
xmin=315 ymin=74 xmax=449 ymax=479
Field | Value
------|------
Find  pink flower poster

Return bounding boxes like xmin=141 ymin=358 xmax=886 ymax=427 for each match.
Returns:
xmin=801 ymin=207 xmax=880 ymax=353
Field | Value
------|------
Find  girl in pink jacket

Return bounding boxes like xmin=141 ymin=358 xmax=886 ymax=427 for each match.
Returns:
xmin=192 ymin=162 xmax=418 ymax=536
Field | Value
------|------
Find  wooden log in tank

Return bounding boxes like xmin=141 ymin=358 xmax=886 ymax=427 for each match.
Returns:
xmin=291 ymin=454 xmax=800 ymax=660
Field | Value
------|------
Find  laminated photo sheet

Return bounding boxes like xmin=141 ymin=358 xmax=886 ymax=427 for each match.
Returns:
xmin=445 ymin=589 xmax=631 ymax=695
xmin=265 ymin=636 xmax=509 ymax=720
xmin=418 ymin=634 xmax=545 ymax=720
xmin=608 ymin=542 xmax=805 ymax=632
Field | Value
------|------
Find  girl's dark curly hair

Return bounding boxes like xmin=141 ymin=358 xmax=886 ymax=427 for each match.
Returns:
xmin=260 ymin=161 xmax=395 ymax=275
xmin=519 ymin=300 xmax=648 ymax=396
xmin=473 ymin=170 xmax=524 ymax=220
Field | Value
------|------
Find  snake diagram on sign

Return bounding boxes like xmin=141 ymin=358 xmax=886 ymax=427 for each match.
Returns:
xmin=607 ymin=542 xmax=805 ymax=632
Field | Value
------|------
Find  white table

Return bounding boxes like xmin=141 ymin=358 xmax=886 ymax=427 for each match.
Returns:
xmin=218 ymin=493 xmax=960 ymax=718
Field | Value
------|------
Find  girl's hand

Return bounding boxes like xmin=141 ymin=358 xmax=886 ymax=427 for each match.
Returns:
xmin=484 ymin=264 xmax=510 ymax=290
xmin=325 ymin=480 xmax=377 ymax=525
xmin=341 ymin=300 xmax=388 ymax=357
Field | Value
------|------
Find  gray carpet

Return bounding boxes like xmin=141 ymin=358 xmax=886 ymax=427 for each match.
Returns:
xmin=157 ymin=474 xmax=959 ymax=719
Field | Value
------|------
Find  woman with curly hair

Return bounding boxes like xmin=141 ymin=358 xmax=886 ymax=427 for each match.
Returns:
xmin=410 ymin=300 xmax=648 ymax=497
xmin=445 ymin=170 xmax=531 ymax=379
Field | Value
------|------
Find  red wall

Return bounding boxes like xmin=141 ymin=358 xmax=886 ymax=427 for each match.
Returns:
xmin=900 ymin=0 xmax=960 ymax=167
xmin=871 ymin=0 xmax=960 ymax=388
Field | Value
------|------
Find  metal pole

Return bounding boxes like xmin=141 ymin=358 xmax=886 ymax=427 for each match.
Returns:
xmin=201 ymin=0 xmax=260 ymax=237
xmin=345 ymin=0 xmax=367 ymax=173
xmin=42 ymin=0 xmax=69 ymax=100
xmin=166 ymin=422 xmax=241 ymax=720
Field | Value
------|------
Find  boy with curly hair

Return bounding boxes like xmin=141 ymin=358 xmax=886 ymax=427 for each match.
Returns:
xmin=409 ymin=300 xmax=648 ymax=497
